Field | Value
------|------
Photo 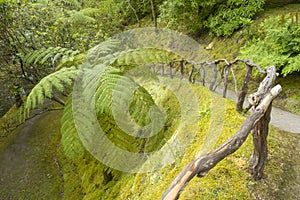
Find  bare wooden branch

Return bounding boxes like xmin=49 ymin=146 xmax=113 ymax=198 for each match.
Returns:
xmin=169 ymin=62 xmax=173 ymax=78
xmin=162 ymin=59 xmax=267 ymax=112
xmin=150 ymin=0 xmax=157 ymax=28
xmin=230 ymin=67 xmax=238 ymax=97
xmin=127 ymin=0 xmax=140 ymax=27
xmin=248 ymin=104 xmax=271 ymax=180
xmin=188 ymin=63 xmax=195 ymax=82
xmin=223 ymin=66 xmax=230 ymax=98
xmin=248 ymin=83 xmax=281 ymax=180
xmin=199 ymin=63 xmax=205 ymax=86
xmin=180 ymin=60 xmax=184 ymax=79
xmin=236 ymin=65 xmax=253 ymax=112
xmin=248 ymin=66 xmax=277 ymax=106
xmin=235 ymin=59 xmax=265 ymax=74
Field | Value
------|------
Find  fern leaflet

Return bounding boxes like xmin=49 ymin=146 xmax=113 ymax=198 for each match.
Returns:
xmin=61 ymin=96 xmax=85 ymax=159
xmin=24 ymin=66 xmax=78 ymax=117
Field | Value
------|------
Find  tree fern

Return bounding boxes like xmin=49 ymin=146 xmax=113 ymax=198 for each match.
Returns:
xmin=23 ymin=66 xmax=78 ymax=118
xmin=94 ymin=66 xmax=165 ymax=137
xmin=94 ymin=66 xmax=124 ymax=115
xmin=86 ymin=39 xmax=121 ymax=66
xmin=24 ymin=38 xmax=188 ymax=161
xmin=61 ymin=96 xmax=85 ymax=159
xmin=97 ymin=113 xmax=144 ymax=153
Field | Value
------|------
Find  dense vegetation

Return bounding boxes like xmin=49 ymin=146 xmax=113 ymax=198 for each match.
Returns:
xmin=240 ymin=12 xmax=300 ymax=76
xmin=1 ymin=0 xmax=300 ymax=199
xmin=1 ymin=0 xmax=299 ymax=105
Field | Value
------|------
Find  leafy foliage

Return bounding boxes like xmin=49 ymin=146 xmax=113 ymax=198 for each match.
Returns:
xmin=240 ymin=15 xmax=300 ymax=75
xmin=61 ymin=96 xmax=85 ymax=159
xmin=0 ymin=0 xmax=127 ymax=96
xmin=23 ymin=46 xmax=80 ymax=68
xmin=21 ymin=35 xmax=183 ymax=158
xmin=206 ymin=0 xmax=265 ymax=36
xmin=113 ymin=48 xmax=179 ymax=67
xmin=23 ymin=66 xmax=78 ymax=117
xmin=159 ymin=0 xmax=265 ymax=36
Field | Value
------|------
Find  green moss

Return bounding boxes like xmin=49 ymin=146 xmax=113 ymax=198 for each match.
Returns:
xmin=0 ymin=105 xmax=19 ymax=152
xmin=1 ymin=77 xmax=299 ymax=199
xmin=53 ymin=82 xmax=298 ymax=200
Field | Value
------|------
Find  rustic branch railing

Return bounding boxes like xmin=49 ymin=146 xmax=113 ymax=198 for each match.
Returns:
xmin=153 ymin=58 xmax=266 ymax=113
xmin=162 ymin=66 xmax=281 ymax=200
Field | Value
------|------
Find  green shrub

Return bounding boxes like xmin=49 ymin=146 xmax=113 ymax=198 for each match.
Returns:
xmin=158 ymin=0 xmax=265 ymax=36
xmin=240 ymin=14 xmax=300 ymax=76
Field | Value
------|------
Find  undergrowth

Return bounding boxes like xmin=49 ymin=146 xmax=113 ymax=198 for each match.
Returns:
xmin=202 ymin=3 xmax=300 ymax=115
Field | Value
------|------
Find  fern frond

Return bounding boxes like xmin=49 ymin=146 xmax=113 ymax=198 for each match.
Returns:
xmin=40 ymin=47 xmax=62 ymax=64
xmin=56 ymin=53 xmax=86 ymax=70
xmin=86 ymin=39 xmax=121 ymax=65
xmin=94 ymin=67 xmax=124 ymax=115
xmin=113 ymin=48 xmax=180 ymax=68
xmin=33 ymin=47 xmax=55 ymax=64
xmin=97 ymin=113 xmax=144 ymax=153
xmin=24 ymin=48 xmax=46 ymax=66
xmin=94 ymin=66 xmax=163 ymax=138
xmin=52 ymin=47 xmax=69 ymax=64
xmin=61 ymin=96 xmax=85 ymax=159
xmin=80 ymin=8 xmax=101 ymax=17
xmin=24 ymin=66 xmax=78 ymax=117
xmin=23 ymin=46 xmax=80 ymax=68
xmin=69 ymin=10 xmax=96 ymax=25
